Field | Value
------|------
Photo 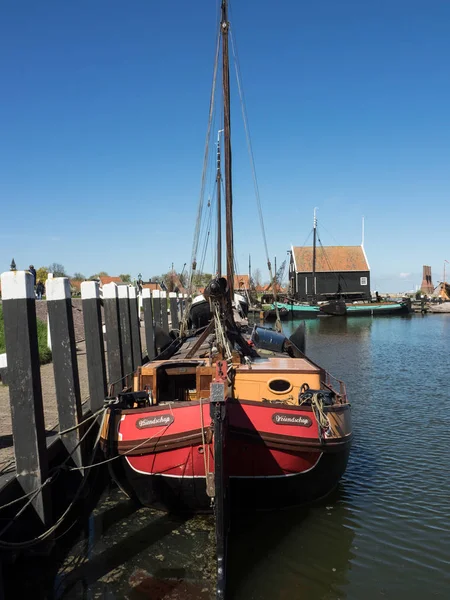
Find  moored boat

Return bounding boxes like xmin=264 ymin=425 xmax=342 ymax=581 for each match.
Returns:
xmin=265 ymin=301 xmax=320 ymax=320
xmin=100 ymin=2 xmax=353 ymax=596
xmin=101 ymin=317 xmax=352 ymax=512
xmin=320 ymin=299 xmax=411 ymax=317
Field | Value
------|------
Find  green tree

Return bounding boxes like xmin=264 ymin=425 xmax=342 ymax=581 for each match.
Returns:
xmin=36 ymin=266 xmax=48 ymax=282
xmin=192 ymin=273 xmax=213 ymax=288
xmin=47 ymin=262 xmax=66 ymax=277
xmin=89 ymin=271 xmax=109 ymax=280
xmin=120 ymin=274 xmax=132 ymax=284
xmin=72 ymin=272 xmax=85 ymax=280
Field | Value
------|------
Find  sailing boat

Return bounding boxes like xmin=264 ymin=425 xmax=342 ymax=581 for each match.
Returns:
xmin=100 ymin=2 xmax=352 ymax=596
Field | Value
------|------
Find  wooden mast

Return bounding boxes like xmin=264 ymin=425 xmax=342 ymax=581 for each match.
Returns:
xmin=216 ymin=130 xmax=222 ymax=276
xmin=221 ymin=0 xmax=234 ymax=304
xmin=312 ymin=208 xmax=317 ymax=303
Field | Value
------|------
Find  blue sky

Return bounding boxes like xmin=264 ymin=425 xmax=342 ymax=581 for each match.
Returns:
xmin=1 ymin=0 xmax=449 ymax=292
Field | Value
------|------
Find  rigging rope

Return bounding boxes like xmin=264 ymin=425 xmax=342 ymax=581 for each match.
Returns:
xmin=188 ymin=25 xmax=221 ymax=296
xmin=229 ymin=28 xmax=281 ymax=331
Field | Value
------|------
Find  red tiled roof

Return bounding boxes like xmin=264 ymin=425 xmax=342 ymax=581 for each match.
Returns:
xmin=292 ymin=246 xmax=369 ymax=273
xmin=264 ymin=282 xmax=285 ymax=293
xmin=99 ymin=276 xmax=122 ymax=286
xmin=233 ymin=274 xmax=250 ymax=290
xmin=142 ymin=282 xmax=162 ymax=291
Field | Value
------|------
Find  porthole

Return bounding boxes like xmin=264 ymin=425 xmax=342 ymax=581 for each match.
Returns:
xmin=268 ymin=378 xmax=293 ymax=394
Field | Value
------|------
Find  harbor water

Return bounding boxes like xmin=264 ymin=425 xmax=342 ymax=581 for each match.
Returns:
xmin=19 ymin=314 xmax=450 ymax=599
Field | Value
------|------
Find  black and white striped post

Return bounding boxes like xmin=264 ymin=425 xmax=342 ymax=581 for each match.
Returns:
xmin=153 ymin=290 xmax=162 ymax=329
xmin=129 ymin=286 xmax=142 ymax=371
xmin=142 ymin=288 xmax=156 ymax=361
xmin=117 ymin=285 xmax=133 ymax=385
xmin=0 ymin=270 xmax=51 ymax=525
xmin=81 ymin=281 xmax=107 ymax=412
xmin=161 ymin=291 xmax=169 ymax=334
xmin=46 ymin=277 xmax=83 ymax=469
xmin=169 ymin=292 xmax=179 ymax=331
xmin=103 ymin=282 xmax=123 ymax=393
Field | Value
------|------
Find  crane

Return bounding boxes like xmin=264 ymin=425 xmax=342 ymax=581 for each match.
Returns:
xmin=271 ymin=259 xmax=286 ymax=292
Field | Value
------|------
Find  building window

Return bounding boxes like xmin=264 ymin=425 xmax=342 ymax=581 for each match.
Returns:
xmin=360 ymin=277 xmax=368 ymax=286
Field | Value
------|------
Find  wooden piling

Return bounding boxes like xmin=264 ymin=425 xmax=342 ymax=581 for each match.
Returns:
xmin=81 ymin=281 xmax=107 ymax=412
xmin=117 ymin=285 xmax=133 ymax=385
xmin=129 ymin=286 xmax=142 ymax=370
xmin=142 ymin=288 xmax=156 ymax=361
xmin=178 ymin=292 xmax=184 ymax=319
xmin=0 ymin=271 xmax=51 ymax=525
xmin=46 ymin=277 xmax=83 ymax=469
xmin=161 ymin=291 xmax=169 ymax=334
xmin=169 ymin=292 xmax=179 ymax=331
xmin=103 ymin=282 xmax=123 ymax=392
xmin=153 ymin=290 xmax=162 ymax=329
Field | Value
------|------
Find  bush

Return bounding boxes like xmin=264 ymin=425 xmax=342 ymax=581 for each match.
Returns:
xmin=0 ymin=304 xmax=52 ymax=364
xmin=36 ymin=317 xmax=52 ymax=364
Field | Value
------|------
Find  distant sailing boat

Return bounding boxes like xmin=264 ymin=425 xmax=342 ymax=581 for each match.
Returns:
xmin=100 ymin=3 xmax=352 ymax=597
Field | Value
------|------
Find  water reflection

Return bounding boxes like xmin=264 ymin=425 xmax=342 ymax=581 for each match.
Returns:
xmin=228 ymin=489 xmax=356 ymax=600
xmin=304 ymin=315 xmax=373 ymax=339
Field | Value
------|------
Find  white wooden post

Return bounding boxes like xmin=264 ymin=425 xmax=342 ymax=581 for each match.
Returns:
xmin=46 ymin=272 xmax=54 ymax=351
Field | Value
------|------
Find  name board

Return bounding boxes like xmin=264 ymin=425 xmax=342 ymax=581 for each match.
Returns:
xmin=136 ymin=414 xmax=174 ymax=429
xmin=272 ymin=413 xmax=312 ymax=427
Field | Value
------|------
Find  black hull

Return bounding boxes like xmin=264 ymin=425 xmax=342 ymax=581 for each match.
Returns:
xmin=263 ymin=307 xmax=290 ymax=321
xmin=109 ymin=446 xmax=351 ymax=513
xmin=320 ymin=302 xmax=411 ymax=317
xmin=319 ymin=299 xmax=347 ymax=316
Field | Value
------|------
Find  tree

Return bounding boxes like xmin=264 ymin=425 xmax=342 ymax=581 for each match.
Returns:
xmin=192 ymin=273 xmax=213 ymax=288
xmin=253 ymin=268 xmax=262 ymax=287
xmin=36 ymin=266 xmax=48 ymax=282
xmin=89 ymin=271 xmax=109 ymax=280
xmin=72 ymin=272 xmax=85 ymax=281
xmin=47 ymin=263 xmax=66 ymax=277
xmin=119 ymin=274 xmax=131 ymax=284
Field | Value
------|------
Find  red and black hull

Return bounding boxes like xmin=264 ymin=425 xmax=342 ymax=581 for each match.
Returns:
xmin=104 ymin=399 xmax=352 ymax=513
xmin=111 ymin=444 xmax=350 ymax=513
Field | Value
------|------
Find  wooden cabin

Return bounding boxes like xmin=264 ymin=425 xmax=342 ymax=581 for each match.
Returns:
xmin=289 ymin=245 xmax=371 ymax=301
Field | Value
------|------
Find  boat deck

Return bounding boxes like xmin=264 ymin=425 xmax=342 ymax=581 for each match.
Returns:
xmin=236 ymin=357 xmax=320 ymax=374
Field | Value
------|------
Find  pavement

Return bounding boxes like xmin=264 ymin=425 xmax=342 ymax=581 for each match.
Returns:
xmin=0 ymin=340 xmax=90 ymax=471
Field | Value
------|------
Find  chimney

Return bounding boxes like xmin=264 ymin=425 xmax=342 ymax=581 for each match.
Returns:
xmin=421 ymin=265 xmax=434 ymax=295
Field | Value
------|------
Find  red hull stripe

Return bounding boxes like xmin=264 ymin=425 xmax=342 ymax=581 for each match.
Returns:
xmin=125 ymin=452 xmax=323 ymax=478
